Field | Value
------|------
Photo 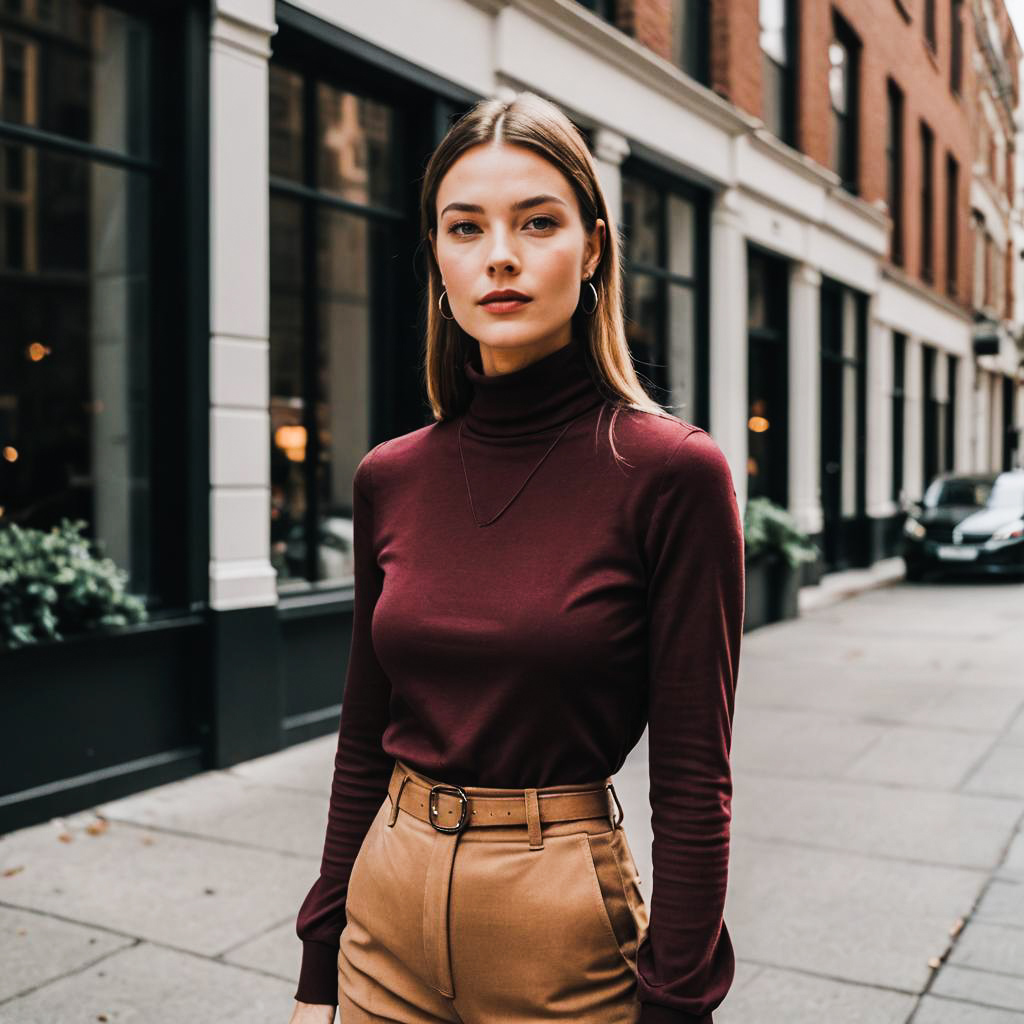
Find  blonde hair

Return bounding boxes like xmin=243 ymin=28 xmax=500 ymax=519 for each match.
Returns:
xmin=418 ymin=90 xmax=678 ymax=463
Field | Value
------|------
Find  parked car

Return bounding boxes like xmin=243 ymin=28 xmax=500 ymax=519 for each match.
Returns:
xmin=901 ymin=469 xmax=1024 ymax=581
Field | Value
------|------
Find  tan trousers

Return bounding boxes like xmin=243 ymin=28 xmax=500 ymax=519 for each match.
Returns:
xmin=338 ymin=758 xmax=650 ymax=1023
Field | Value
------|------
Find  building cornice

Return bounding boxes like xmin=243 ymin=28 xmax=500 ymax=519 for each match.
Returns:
xmin=881 ymin=262 xmax=974 ymax=322
xmin=508 ymin=0 xmax=758 ymax=137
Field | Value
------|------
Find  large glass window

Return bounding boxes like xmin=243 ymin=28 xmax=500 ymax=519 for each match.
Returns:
xmin=269 ymin=58 xmax=416 ymax=593
xmin=669 ymin=0 xmax=709 ymax=85
xmin=760 ymin=0 xmax=794 ymax=144
xmin=0 ymin=1 xmax=178 ymax=607
xmin=886 ymin=79 xmax=904 ymax=266
xmin=621 ymin=171 xmax=707 ymax=427
xmin=828 ymin=17 xmax=860 ymax=193
xmin=951 ymin=0 xmax=963 ymax=95
xmin=924 ymin=0 xmax=937 ymax=51
xmin=945 ymin=153 xmax=958 ymax=296
xmin=920 ymin=120 xmax=934 ymax=284
xmin=747 ymin=247 xmax=789 ymax=505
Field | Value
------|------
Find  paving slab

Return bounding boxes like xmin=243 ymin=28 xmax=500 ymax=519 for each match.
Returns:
xmin=930 ymin=964 xmax=1024 ymax=1013
xmin=948 ymin=921 xmax=1024 ymax=975
xmin=0 ymin=810 xmax=313 ymax=958
xmin=725 ymin=833 xmax=984 ymax=992
xmin=911 ymin=994 xmax=1024 ymax=1022
xmin=95 ymin=768 xmax=334 ymax=858
xmin=841 ymin=724 xmax=997 ymax=789
xmin=0 ymin=905 xmax=133 ymax=1004
xmin=0 ymin=941 xmax=294 ymax=1024
xmin=963 ymin=743 xmax=1024 ymax=799
xmin=716 ymin=964 xmax=916 ymax=1024
xmin=732 ymin=771 xmax=1018 ymax=869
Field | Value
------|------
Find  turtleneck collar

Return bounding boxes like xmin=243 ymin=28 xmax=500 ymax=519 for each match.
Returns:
xmin=461 ymin=333 xmax=606 ymax=439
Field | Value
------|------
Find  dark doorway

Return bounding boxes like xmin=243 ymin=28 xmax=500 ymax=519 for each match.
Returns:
xmin=819 ymin=278 xmax=868 ymax=571
xmin=1004 ymin=374 xmax=1019 ymax=470
xmin=747 ymin=246 xmax=790 ymax=506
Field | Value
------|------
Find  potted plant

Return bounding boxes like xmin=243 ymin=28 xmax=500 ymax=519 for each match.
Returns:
xmin=743 ymin=497 xmax=820 ymax=631
xmin=0 ymin=517 xmax=148 ymax=650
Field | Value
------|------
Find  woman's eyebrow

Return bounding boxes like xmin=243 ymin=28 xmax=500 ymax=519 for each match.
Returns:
xmin=440 ymin=194 xmax=568 ymax=218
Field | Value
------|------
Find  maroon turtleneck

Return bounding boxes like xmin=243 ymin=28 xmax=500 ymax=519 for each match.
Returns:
xmin=294 ymin=334 xmax=745 ymax=1023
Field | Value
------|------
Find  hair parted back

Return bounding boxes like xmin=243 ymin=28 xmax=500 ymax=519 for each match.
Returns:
xmin=419 ymin=90 xmax=679 ymax=463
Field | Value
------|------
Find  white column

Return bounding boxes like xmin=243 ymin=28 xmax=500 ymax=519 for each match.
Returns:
xmin=209 ymin=1 xmax=278 ymax=611
xmin=709 ymin=187 xmax=748 ymax=511
xmin=788 ymin=263 xmax=823 ymax=535
xmin=590 ymin=127 xmax=630 ymax=244
xmin=866 ymin=310 xmax=894 ymax=519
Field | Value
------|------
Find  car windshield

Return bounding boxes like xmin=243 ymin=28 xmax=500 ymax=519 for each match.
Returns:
xmin=985 ymin=475 xmax=1024 ymax=511
xmin=922 ymin=478 xmax=992 ymax=508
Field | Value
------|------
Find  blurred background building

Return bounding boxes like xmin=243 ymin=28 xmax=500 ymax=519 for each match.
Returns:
xmin=2 ymin=0 xmax=1023 ymax=830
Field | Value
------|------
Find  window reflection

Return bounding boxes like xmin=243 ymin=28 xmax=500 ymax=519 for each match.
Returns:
xmin=0 ymin=1 xmax=154 ymax=597
xmin=268 ymin=65 xmax=400 ymax=590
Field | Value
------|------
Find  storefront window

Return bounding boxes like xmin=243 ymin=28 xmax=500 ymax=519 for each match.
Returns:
xmin=621 ymin=173 xmax=706 ymax=426
xmin=0 ymin=1 xmax=159 ymax=598
xmin=268 ymin=63 xmax=401 ymax=591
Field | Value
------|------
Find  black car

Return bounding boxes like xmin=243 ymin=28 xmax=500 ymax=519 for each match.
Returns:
xmin=901 ymin=469 xmax=1024 ymax=581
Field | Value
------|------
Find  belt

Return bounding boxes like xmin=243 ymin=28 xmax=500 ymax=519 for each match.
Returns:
xmin=383 ymin=760 xmax=625 ymax=1000
xmin=386 ymin=761 xmax=624 ymax=842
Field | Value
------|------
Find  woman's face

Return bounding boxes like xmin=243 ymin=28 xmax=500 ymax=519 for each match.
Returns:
xmin=430 ymin=142 xmax=605 ymax=373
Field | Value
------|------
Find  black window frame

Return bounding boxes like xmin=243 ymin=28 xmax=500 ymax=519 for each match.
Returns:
xmin=886 ymin=78 xmax=905 ymax=267
xmin=759 ymin=0 xmax=798 ymax=146
xmin=924 ymin=0 xmax=937 ymax=51
xmin=945 ymin=151 xmax=959 ymax=296
xmin=620 ymin=147 xmax=711 ymax=430
xmin=829 ymin=11 xmax=861 ymax=195
xmin=951 ymin=0 xmax=964 ymax=96
xmin=920 ymin=119 xmax=935 ymax=285
xmin=0 ymin=0 xmax=210 ymax=615
xmin=267 ymin=8 xmax=476 ymax=593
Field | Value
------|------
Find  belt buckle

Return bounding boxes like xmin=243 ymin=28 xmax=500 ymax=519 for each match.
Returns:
xmin=429 ymin=783 xmax=470 ymax=833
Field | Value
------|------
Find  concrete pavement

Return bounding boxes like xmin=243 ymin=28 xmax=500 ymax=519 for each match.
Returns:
xmin=1 ymin=568 xmax=1022 ymax=1022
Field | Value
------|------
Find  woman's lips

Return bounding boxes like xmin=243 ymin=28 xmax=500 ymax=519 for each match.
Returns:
xmin=481 ymin=298 xmax=532 ymax=313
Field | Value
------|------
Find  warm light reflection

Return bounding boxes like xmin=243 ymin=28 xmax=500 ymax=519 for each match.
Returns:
xmin=3 ymin=447 xmax=18 ymax=462
xmin=27 ymin=343 xmax=51 ymax=362
xmin=275 ymin=424 xmax=307 ymax=462
xmin=748 ymin=415 xmax=771 ymax=433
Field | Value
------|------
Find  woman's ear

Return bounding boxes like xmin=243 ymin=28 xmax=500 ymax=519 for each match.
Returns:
xmin=584 ymin=219 xmax=606 ymax=278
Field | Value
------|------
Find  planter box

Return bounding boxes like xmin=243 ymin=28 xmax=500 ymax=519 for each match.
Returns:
xmin=2 ymin=616 xmax=208 ymax=833
xmin=744 ymin=554 xmax=800 ymax=632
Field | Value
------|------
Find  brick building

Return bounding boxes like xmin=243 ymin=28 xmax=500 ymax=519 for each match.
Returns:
xmin=4 ymin=0 xmax=1024 ymax=834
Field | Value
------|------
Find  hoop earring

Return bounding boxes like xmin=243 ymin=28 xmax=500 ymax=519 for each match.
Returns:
xmin=579 ymin=278 xmax=598 ymax=315
xmin=438 ymin=289 xmax=456 ymax=321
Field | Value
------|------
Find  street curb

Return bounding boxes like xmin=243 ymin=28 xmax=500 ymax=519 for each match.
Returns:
xmin=797 ymin=557 xmax=906 ymax=614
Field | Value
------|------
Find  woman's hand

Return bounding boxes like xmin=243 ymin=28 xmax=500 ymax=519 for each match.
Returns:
xmin=288 ymin=1001 xmax=336 ymax=1023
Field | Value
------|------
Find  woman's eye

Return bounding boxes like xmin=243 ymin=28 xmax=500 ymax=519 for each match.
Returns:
xmin=447 ymin=216 xmax=557 ymax=236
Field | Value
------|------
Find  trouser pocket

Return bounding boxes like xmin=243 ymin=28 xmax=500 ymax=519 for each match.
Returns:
xmin=582 ymin=826 xmax=650 ymax=970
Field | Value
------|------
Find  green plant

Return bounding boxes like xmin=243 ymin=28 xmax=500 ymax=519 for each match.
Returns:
xmin=743 ymin=497 xmax=820 ymax=570
xmin=0 ymin=517 xmax=148 ymax=650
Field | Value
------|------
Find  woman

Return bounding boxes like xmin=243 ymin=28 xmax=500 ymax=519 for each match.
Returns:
xmin=289 ymin=91 xmax=744 ymax=1024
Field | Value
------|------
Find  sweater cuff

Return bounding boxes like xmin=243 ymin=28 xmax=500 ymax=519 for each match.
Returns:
xmin=294 ymin=938 xmax=339 ymax=1007
xmin=639 ymin=1003 xmax=713 ymax=1024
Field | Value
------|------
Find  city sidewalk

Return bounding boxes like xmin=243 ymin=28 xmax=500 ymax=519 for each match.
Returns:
xmin=2 ymin=566 xmax=1022 ymax=1023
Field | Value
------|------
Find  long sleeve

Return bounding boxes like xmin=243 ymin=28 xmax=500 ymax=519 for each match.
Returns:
xmin=636 ymin=428 xmax=745 ymax=1024
xmin=294 ymin=440 xmax=396 ymax=1006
